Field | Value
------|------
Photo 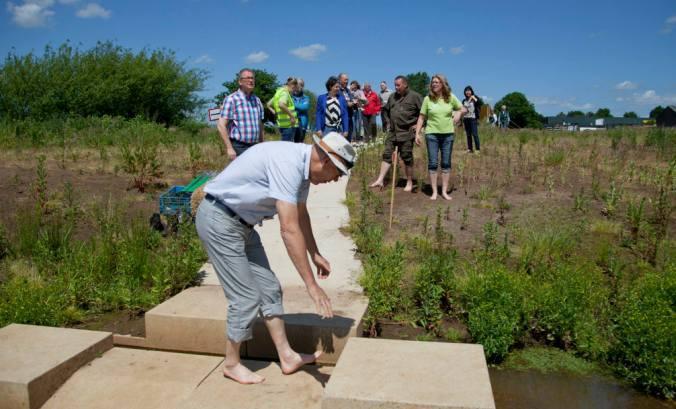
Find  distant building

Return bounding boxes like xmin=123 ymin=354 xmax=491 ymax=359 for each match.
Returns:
xmin=545 ymin=115 xmax=647 ymax=130
xmin=656 ymin=105 xmax=676 ymax=127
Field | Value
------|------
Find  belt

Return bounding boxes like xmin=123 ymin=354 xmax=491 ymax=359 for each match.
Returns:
xmin=204 ymin=194 xmax=253 ymax=229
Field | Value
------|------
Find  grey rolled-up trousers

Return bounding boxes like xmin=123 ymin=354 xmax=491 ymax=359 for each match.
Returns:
xmin=195 ymin=198 xmax=284 ymax=343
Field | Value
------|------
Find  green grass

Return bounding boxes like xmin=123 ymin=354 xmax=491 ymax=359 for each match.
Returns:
xmin=501 ymin=347 xmax=602 ymax=376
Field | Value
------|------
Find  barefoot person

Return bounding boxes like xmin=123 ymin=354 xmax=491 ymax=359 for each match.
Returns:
xmin=370 ymin=75 xmax=422 ymax=191
xmin=415 ymin=74 xmax=466 ymax=200
xmin=196 ymin=132 xmax=355 ymax=384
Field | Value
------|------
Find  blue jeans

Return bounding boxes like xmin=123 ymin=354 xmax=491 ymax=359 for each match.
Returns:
xmin=351 ymin=110 xmax=363 ymax=141
xmin=463 ymin=118 xmax=480 ymax=151
xmin=280 ymin=127 xmax=296 ymax=142
xmin=322 ymin=126 xmax=341 ymax=136
xmin=425 ymin=133 xmax=454 ymax=173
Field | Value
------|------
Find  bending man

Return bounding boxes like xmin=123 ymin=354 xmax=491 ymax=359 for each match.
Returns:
xmin=196 ymin=132 xmax=356 ymax=384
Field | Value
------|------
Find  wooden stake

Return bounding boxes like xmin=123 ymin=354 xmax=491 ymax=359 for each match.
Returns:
xmin=389 ymin=147 xmax=398 ymax=230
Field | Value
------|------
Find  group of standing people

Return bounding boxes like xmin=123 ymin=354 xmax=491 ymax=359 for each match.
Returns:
xmin=216 ymin=68 xmax=491 ymax=201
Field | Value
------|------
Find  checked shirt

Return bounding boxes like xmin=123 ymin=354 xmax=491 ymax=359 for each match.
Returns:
xmin=221 ymin=90 xmax=264 ymax=144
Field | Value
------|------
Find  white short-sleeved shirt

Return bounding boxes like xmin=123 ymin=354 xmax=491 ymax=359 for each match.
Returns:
xmin=204 ymin=141 xmax=312 ymax=225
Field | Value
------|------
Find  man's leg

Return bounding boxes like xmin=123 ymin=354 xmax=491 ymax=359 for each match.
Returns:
xmin=245 ymin=229 xmax=321 ymax=374
xmin=400 ymin=139 xmax=415 ymax=192
xmin=370 ymin=135 xmax=394 ymax=187
xmin=195 ymin=200 xmax=266 ymax=384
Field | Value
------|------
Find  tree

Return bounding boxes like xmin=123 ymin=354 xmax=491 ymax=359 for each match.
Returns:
xmin=214 ymin=69 xmax=280 ymax=123
xmin=405 ymin=72 xmax=430 ymax=97
xmin=595 ymin=108 xmax=612 ymax=118
xmin=623 ymin=111 xmax=638 ymax=118
xmin=567 ymin=110 xmax=585 ymax=117
xmin=650 ymin=105 xmax=665 ymax=119
xmin=0 ymin=42 xmax=207 ymax=125
xmin=493 ymin=92 xmax=543 ymax=128
xmin=586 ymin=112 xmax=595 ymax=117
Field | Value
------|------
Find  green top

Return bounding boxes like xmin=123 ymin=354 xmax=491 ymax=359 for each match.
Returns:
xmin=420 ymin=93 xmax=462 ymax=134
xmin=272 ymin=87 xmax=297 ymax=128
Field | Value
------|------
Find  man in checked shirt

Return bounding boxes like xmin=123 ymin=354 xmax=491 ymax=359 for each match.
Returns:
xmin=217 ymin=68 xmax=265 ymax=161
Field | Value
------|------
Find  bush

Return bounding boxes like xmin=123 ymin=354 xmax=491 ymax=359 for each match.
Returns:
xmin=529 ymin=263 xmax=611 ymax=359
xmin=460 ymin=263 xmax=525 ymax=362
xmin=609 ymin=267 xmax=676 ymax=398
xmin=413 ymin=252 xmax=456 ymax=333
xmin=359 ymin=243 xmax=405 ymax=334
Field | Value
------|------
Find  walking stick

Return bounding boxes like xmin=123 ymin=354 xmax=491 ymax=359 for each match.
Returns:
xmin=389 ymin=147 xmax=398 ymax=230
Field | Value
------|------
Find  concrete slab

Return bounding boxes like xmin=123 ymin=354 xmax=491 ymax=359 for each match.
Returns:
xmin=0 ymin=324 xmax=113 ymax=409
xmin=145 ymin=285 xmax=231 ymax=356
xmin=322 ymin=338 xmax=496 ymax=409
xmin=198 ymin=178 xmax=362 ymax=293
xmin=177 ymin=361 xmax=332 ymax=409
xmin=143 ymin=285 xmax=366 ymax=364
xmin=42 ymin=348 xmax=222 ymax=409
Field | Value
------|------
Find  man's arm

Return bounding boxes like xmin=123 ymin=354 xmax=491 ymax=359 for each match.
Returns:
xmin=259 ymin=120 xmax=264 ymax=142
xmin=277 ymin=200 xmax=333 ymax=317
xmin=217 ymin=117 xmax=237 ymax=160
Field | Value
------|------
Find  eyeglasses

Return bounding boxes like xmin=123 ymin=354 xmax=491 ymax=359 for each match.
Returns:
xmin=240 ymin=76 xmax=254 ymax=80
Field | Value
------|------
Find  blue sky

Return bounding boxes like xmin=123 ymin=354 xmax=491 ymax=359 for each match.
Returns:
xmin=2 ymin=0 xmax=675 ymax=117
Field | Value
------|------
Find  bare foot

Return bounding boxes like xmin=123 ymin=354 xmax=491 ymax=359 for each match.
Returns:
xmin=442 ymin=193 xmax=453 ymax=201
xmin=430 ymin=193 xmax=438 ymax=200
xmin=280 ymin=351 xmax=322 ymax=375
xmin=403 ymin=183 xmax=413 ymax=192
xmin=223 ymin=363 xmax=265 ymax=384
xmin=369 ymin=180 xmax=384 ymax=189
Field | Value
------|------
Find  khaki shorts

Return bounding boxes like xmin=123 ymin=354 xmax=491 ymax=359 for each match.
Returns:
xmin=382 ymin=136 xmax=414 ymax=166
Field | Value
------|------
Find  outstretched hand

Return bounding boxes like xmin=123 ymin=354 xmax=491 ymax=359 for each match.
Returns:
xmin=312 ymin=254 xmax=331 ymax=279
xmin=307 ymin=283 xmax=333 ymax=318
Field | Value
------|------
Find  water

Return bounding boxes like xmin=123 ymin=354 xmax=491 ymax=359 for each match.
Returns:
xmin=489 ymin=368 xmax=674 ymax=409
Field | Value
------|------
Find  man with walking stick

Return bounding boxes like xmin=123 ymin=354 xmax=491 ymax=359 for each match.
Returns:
xmin=370 ymin=75 xmax=422 ymax=192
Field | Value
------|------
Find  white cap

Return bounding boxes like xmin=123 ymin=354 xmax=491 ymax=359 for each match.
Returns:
xmin=312 ymin=132 xmax=356 ymax=175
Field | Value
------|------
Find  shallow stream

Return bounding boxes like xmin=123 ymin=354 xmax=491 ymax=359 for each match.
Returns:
xmin=489 ymin=369 xmax=674 ymax=409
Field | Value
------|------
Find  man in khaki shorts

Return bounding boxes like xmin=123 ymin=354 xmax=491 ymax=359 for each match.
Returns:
xmin=196 ymin=132 xmax=355 ymax=384
xmin=370 ymin=75 xmax=422 ymax=191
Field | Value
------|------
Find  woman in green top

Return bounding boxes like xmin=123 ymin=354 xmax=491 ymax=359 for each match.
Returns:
xmin=415 ymin=74 xmax=467 ymax=200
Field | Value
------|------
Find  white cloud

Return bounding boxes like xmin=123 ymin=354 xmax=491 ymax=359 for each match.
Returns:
xmin=530 ymin=96 xmax=593 ymax=110
xmin=6 ymin=1 xmax=55 ymax=27
xmin=76 ymin=3 xmax=110 ymax=19
xmin=193 ymin=54 xmax=213 ymax=64
xmin=449 ymin=45 xmax=464 ymax=55
xmin=662 ymin=15 xmax=676 ymax=33
xmin=58 ymin=0 xmax=78 ymax=4
xmin=436 ymin=47 xmax=444 ymax=55
xmin=289 ymin=43 xmax=327 ymax=61
xmin=244 ymin=51 xmax=268 ymax=64
xmin=615 ymin=80 xmax=637 ymax=90
xmin=632 ymin=90 xmax=676 ymax=105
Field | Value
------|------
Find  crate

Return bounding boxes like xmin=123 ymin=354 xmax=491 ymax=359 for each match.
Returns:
xmin=159 ymin=185 xmax=192 ymax=215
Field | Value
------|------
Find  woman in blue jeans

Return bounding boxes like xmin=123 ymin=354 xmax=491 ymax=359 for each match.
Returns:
xmin=415 ymin=74 xmax=467 ymax=200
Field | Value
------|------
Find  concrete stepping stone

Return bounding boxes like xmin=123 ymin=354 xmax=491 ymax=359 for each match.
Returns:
xmin=41 ymin=348 xmax=222 ymax=409
xmin=177 ymin=361 xmax=332 ymax=409
xmin=322 ymin=338 xmax=496 ymax=409
xmin=142 ymin=285 xmax=367 ymax=364
xmin=0 ymin=324 xmax=113 ymax=409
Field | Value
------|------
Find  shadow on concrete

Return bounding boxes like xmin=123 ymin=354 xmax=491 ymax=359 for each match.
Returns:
xmin=248 ymin=313 xmax=355 ymax=360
